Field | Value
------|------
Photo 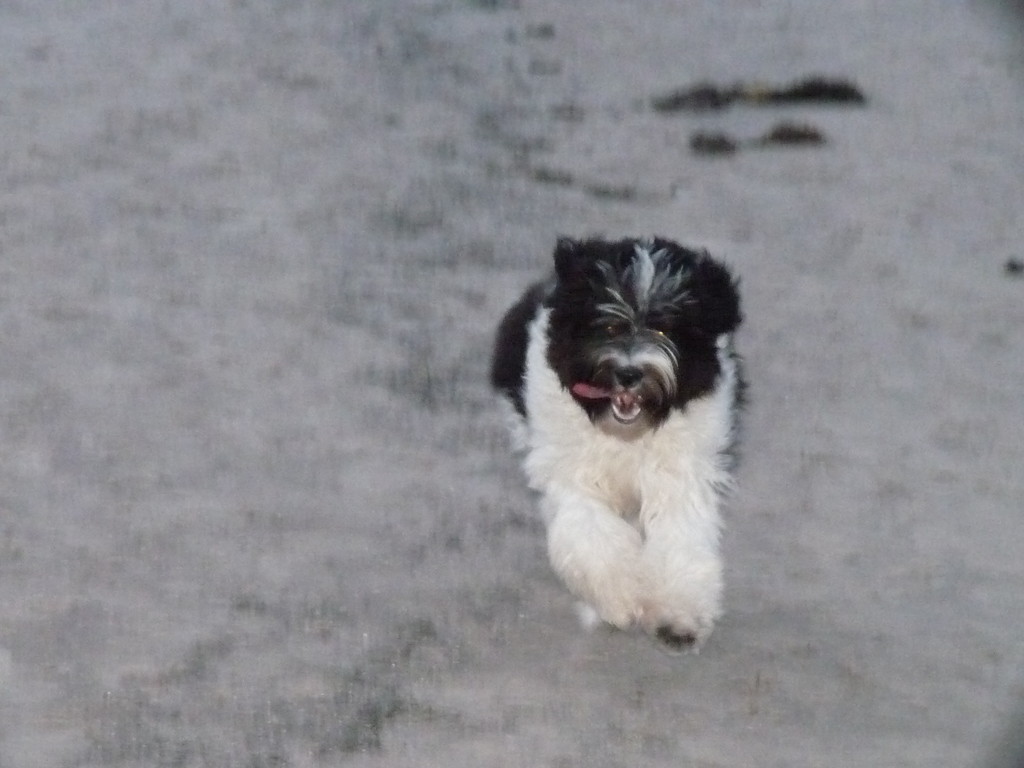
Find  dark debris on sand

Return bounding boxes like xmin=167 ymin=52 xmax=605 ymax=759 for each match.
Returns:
xmin=652 ymin=76 xmax=866 ymax=113
xmin=690 ymin=121 xmax=826 ymax=157
xmin=755 ymin=121 xmax=826 ymax=146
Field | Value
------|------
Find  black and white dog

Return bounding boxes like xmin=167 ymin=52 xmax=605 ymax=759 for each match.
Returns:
xmin=491 ymin=237 xmax=743 ymax=650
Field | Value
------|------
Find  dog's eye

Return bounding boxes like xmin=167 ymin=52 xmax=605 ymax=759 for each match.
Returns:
xmin=647 ymin=315 xmax=674 ymax=336
xmin=605 ymin=321 xmax=630 ymax=336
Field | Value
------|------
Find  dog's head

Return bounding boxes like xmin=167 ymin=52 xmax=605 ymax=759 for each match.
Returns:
xmin=545 ymin=237 xmax=741 ymax=437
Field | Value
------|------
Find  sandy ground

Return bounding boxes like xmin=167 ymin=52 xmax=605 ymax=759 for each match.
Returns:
xmin=1 ymin=1 xmax=1023 ymax=766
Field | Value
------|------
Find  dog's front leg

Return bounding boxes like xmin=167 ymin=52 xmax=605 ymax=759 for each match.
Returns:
xmin=638 ymin=498 xmax=724 ymax=650
xmin=542 ymin=490 xmax=644 ymax=629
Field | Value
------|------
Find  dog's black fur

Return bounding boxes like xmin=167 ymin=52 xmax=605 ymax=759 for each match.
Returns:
xmin=491 ymin=237 xmax=743 ymax=431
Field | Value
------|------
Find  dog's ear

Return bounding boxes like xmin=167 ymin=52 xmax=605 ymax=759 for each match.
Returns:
xmin=692 ymin=253 xmax=742 ymax=336
xmin=553 ymin=237 xmax=587 ymax=283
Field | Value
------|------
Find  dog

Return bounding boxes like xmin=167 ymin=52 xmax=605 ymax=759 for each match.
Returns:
xmin=490 ymin=236 xmax=743 ymax=650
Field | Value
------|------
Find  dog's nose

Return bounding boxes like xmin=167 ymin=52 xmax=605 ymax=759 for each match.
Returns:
xmin=614 ymin=366 xmax=644 ymax=388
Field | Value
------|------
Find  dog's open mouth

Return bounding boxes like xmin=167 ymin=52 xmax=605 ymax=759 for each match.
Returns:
xmin=571 ymin=382 xmax=644 ymax=424
xmin=610 ymin=391 xmax=643 ymax=423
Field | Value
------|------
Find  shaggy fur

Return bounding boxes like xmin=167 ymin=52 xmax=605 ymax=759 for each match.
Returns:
xmin=491 ymin=237 xmax=743 ymax=650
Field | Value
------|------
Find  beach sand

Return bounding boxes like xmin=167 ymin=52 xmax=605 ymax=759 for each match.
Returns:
xmin=1 ymin=2 xmax=1023 ymax=766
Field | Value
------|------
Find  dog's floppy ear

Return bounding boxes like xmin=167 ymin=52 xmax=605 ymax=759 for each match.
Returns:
xmin=553 ymin=237 xmax=587 ymax=283
xmin=692 ymin=253 xmax=742 ymax=336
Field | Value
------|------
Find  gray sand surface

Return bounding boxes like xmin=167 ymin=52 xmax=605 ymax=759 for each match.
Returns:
xmin=1 ymin=2 xmax=1023 ymax=766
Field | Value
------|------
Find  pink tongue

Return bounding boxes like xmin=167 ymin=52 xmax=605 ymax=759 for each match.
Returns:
xmin=571 ymin=382 xmax=612 ymax=400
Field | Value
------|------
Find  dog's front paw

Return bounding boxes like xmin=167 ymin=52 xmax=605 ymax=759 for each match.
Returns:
xmin=640 ymin=603 xmax=716 ymax=653
xmin=655 ymin=624 xmax=700 ymax=652
xmin=638 ymin=550 xmax=723 ymax=652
